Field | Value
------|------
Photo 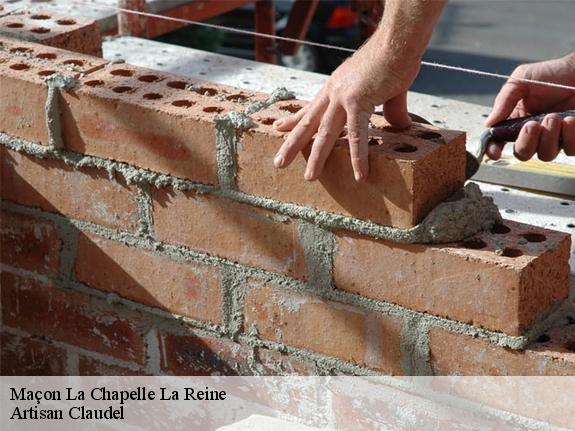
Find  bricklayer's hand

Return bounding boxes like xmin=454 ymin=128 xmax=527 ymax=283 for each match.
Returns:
xmin=272 ymin=42 xmax=418 ymax=182
xmin=485 ymin=53 xmax=575 ymax=161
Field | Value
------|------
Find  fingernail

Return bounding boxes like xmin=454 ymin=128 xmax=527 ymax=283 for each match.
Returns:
xmin=304 ymin=170 xmax=314 ymax=181
xmin=274 ymin=154 xmax=284 ymax=168
xmin=354 ymin=171 xmax=364 ymax=182
xmin=273 ymin=119 xmax=283 ymax=128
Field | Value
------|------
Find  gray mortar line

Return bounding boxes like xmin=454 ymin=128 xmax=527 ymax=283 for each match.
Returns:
xmin=220 ymin=266 xmax=247 ymax=340
xmin=0 ymin=132 xmax=500 ymax=245
xmin=400 ymin=316 xmax=432 ymax=376
xmin=44 ymin=74 xmax=76 ymax=150
xmin=135 ymin=183 xmax=156 ymax=238
xmin=1 ymin=200 xmax=545 ymax=350
xmin=56 ymin=221 xmax=80 ymax=281
xmin=298 ymin=220 xmax=335 ymax=293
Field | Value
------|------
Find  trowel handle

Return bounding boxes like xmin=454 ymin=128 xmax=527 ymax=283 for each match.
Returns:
xmin=488 ymin=110 xmax=575 ymax=142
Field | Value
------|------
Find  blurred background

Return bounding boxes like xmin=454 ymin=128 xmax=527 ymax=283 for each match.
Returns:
xmin=155 ymin=0 xmax=575 ymax=107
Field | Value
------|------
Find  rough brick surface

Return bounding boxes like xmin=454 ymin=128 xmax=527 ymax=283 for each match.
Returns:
xmin=1 ymin=271 xmax=147 ymax=364
xmin=243 ymin=281 xmax=403 ymax=374
xmin=334 ymin=220 xmax=571 ymax=335
xmin=159 ymin=330 xmax=251 ymax=375
xmin=61 ymin=64 xmax=258 ymax=185
xmin=1 ymin=331 xmax=67 ymax=375
xmin=0 ymin=36 xmax=107 ymax=145
xmin=239 ymin=104 xmax=467 ymax=228
xmin=1 ymin=147 xmax=141 ymax=230
xmin=0 ymin=11 xmax=102 ymax=56
xmin=152 ymin=188 xmax=306 ymax=278
xmin=0 ymin=209 xmax=62 ymax=275
xmin=429 ymin=323 xmax=575 ymax=375
xmin=75 ymin=232 xmax=223 ymax=324
xmin=78 ymin=356 xmax=144 ymax=376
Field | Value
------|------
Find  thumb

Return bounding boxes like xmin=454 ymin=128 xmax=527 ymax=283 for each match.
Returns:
xmin=485 ymin=81 xmax=528 ymax=127
xmin=383 ymin=92 xmax=412 ymax=128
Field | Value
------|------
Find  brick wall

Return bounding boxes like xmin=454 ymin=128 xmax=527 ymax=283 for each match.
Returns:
xmin=1 ymin=23 xmax=574 ymax=377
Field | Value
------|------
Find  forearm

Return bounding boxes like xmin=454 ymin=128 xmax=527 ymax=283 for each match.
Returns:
xmin=365 ymin=0 xmax=446 ymax=67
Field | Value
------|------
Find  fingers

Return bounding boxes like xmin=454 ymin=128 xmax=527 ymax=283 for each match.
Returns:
xmin=273 ymin=96 xmax=328 ymax=169
xmin=485 ymin=81 xmax=528 ymax=127
xmin=562 ymin=116 xmax=575 ymax=156
xmin=383 ymin=92 xmax=411 ymax=128
xmin=538 ymin=114 xmax=561 ymax=161
xmin=513 ymin=121 xmax=541 ymax=161
xmin=304 ymin=103 xmax=347 ymax=181
xmin=486 ymin=141 xmax=505 ymax=160
xmin=273 ymin=104 xmax=308 ymax=132
xmin=347 ymin=108 xmax=371 ymax=182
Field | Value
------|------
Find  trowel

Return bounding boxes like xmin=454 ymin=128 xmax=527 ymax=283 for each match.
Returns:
xmin=472 ymin=110 xmax=575 ymax=196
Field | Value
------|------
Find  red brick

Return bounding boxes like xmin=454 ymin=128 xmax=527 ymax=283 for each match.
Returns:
xmin=0 ymin=37 xmax=108 ymax=145
xmin=238 ymin=104 xmax=466 ymax=228
xmin=429 ymin=323 xmax=575 ymax=375
xmin=1 ymin=331 xmax=67 ymax=375
xmin=1 ymin=148 xmax=140 ymax=231
xmin=152 ymin=188 xmax=306 ymax=278
xmin=334 ymin=220 xmax=571 ymax=336
xmin=1 ymin=271 xmax=147 ymax=364
xmin=75 ymin=232 xmax=222 ymax=324
xmin=61 ymin=64 xmax=260 ymax=185
xmin=78 ymin=356 xmax=145 ymax=376
xmin=0 ymin=11 xmax=102 ymax=56
xmin=255 ymin=348 xmax=320 ymax=376
xmin=0 ymin=209 xmax=62 ymax=275
xmin=159 ymin=330 xmax=251 ymax=375
xmin=243 ymin=282 xmax=403 ymax=374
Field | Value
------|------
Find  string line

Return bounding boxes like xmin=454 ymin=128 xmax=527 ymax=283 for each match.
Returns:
xmin=65 ymin=0 xmax=575 ymax=92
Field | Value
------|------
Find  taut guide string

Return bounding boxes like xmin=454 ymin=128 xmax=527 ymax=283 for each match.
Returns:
xmin=9 ymin=1 xmax=575 ymax=92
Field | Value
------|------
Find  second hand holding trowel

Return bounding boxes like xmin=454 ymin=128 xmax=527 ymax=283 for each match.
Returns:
xmin=472 ymin=110 xmax=575 ymax=196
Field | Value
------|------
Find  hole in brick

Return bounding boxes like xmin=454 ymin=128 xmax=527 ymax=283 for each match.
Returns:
xmin=536 ymin=334 xmax=550 ymax=343
xmin=279 ymin=104 xmax=302 ymax=113
xmin=226 ymin=94 xmax=247 ymax=102
xmin=172 ymin=100 xmax=195 ymax=108
xmin=110 ymin=69 xmax=133 ymax=77
xmin=461 ymin=238 xmax=487 ymax=249
xmin=38 ymin=70 xmax=56 ymax=77
xmin=501 ymin=248 xmax=523 ymax=258
xmin=416 ymin=131 xmax=443 ymax=140
xmin=394 ymin=143 xmax=418 ymax=153
xmin=368 ymin=138 xmax=380 ymax=146
xmin=379 ymin=126 xmax=404 ymax=133
xmin=491 ymin=223 xmax=511 ymax=234
xmin=567 ymin=223 xmax=575 ymax=229
xmin=30 ymin=14 xmax=51 ymax=20
xmin=138 ymin=74 xmax=160 ymax=83
xmin=259 ymin=117 xmax=276 ymax=125
xmin=112 ymin=86 xmax=133 ymax=93
xmin=36 ymin=53 xmax=57 ymax=60
xmin=522 ymin=232 xmax=546 ymax=243
xmin=560 ymin=201 xmax=570 ymax=206
xmin=63 ymin=59 xmax=84 ymax=67
xmin=5 ymin=23 xmax=24 ymax=28
xmin=9 ymin=47 xmax=33 ymax=54
xmin=143 ymin=93 xmax=162 ymax=100
xmin=56 ymin=19 xmax=76 ymax=26
xmin=565 ymin=341 xmax=575 ymax=353
xmin=203 ymin=106 xmax=224 ymax=113
xmin=9 ymin=63 xmax=30 ymax=71
xmin=31 ymin=27 xmax=51 ymax=34
xmin=167 ymin=81 xmax=187 ymax=89
xmin=194 ymin=87 xmax=218 ymax=96
xmin=85 ymin=79 xmax=104 ymax=87
xmin=567 ymin=316 xmax=575 ymax=325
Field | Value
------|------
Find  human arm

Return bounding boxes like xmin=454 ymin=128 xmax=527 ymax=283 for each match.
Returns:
xmin=485 ymin=52 xmax=575 ymax=161
xmin=273 ymin=0 xmax=446 ymax=181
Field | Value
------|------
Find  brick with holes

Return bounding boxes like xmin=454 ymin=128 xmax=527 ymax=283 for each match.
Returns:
xmin=238 ymin=103 xmax=467 ymax=228
xmin=0 ymin=37 xmax=108 ymax=145
xmin=0 ymin=10 xmax=102 ymax=56
xmin=334 ymin=220 xmax=571 ymax=336
xmin=61 ymin=63 xmax=262 ymax=185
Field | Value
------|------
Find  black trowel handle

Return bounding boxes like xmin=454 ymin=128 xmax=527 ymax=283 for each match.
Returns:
xmin=488 ymin=110 xmax=575 ymax=142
